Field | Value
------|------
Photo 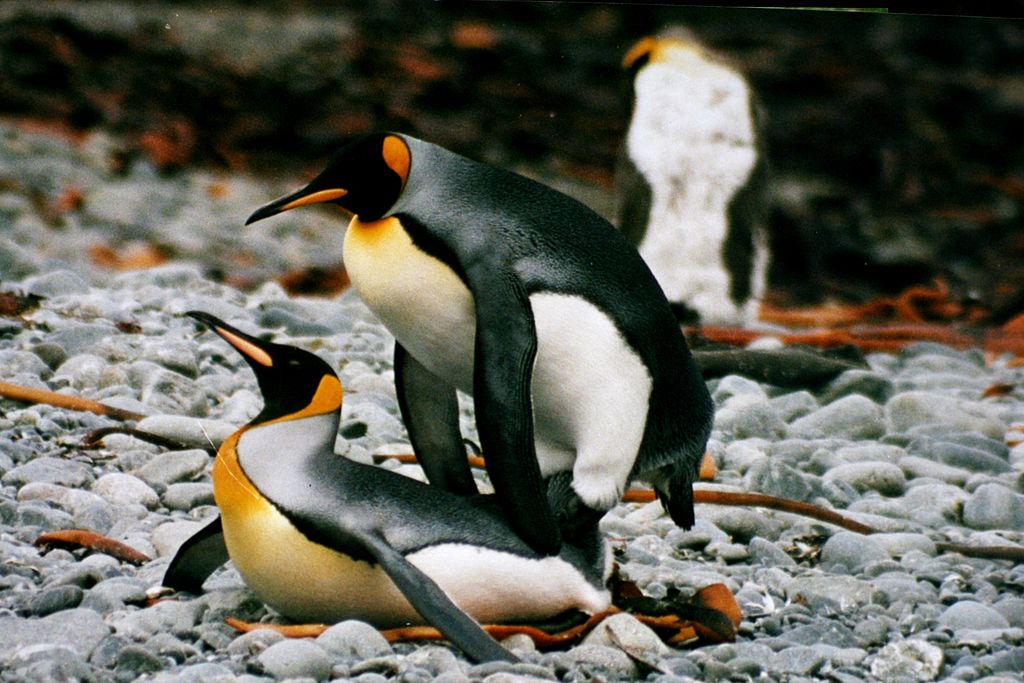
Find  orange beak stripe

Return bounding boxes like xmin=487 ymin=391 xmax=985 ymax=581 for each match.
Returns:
xmin=280 ymin=188 xmax=348 ymax=211
xmin=216 ymin=327 xmax=274 ymax=367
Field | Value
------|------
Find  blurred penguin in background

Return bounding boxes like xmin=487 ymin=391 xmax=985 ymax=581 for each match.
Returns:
xmin=617 ymin=28 xmax=770 ymax=327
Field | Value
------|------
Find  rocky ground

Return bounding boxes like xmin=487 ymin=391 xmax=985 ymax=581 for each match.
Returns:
xmin=2 ymin=122 xmax=1024 ymax=681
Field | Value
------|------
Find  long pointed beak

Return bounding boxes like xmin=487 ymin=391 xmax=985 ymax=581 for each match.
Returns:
xmin=186 ymin=311 xmax=274 ymax=367
xmin=245 ymin=187 xmax=348 ymax=225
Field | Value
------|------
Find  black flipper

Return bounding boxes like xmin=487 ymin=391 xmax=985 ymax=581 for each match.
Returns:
xmin=394 ymin=342 xmax=477 ymax=496
xmin=353 ymin=528 xmax=517 ymax=663
xmin=469 ymin=270 xmax=560 ymax=556
xmin=162 ymin=516 xmax=228 ymax=594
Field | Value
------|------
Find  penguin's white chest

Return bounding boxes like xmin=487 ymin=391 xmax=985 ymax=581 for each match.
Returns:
xmin=344 ymin=216 xmax=652 ymax=507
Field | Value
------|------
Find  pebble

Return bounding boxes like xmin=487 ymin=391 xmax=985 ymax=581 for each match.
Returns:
xmin=962 ymin=483 xmax=1024 ymax=530
xmin=315 ymin=620 xmax=394 ymax=660
xmin=886 ymin=391 xmax=1007 ymax=440
xmin=0 ymin=608 xmax=110 ymax=658
xmin=870 ymin=638 xmax=944 ymax=680
xmin=2 ymin=457 xmax=95 ymax=488
xmin=938 ymin=601 xmax=1011 ymax=633
xmin=162 ymin=481 xmax=216 ymax=510
xmin=581 ymin=612 xmax=671 ymax=657
xmin=134 ymin=449 xmax=210 ymax=489
xmin=824 ymin=461 xmax=907 ymax=496
xmin=257 ymin=639 xmax=332 ymax=680
xmin=92 ymin=472 xmax=161 ymax=509
xmin=820 ymin=532 xmax=890 ymax=573
xmin=788 ymin=394 xmax=886 ymax=440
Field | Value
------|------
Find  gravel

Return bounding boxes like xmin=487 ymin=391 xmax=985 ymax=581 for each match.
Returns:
xmin=2 ymin=121 xmax=1024 ymax=682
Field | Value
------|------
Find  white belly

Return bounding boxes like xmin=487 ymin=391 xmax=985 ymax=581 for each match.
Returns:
xmin=344 ymin=217 xmax=652 ymax=509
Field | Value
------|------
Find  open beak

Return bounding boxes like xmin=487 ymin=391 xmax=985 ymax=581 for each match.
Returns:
xmin=245 ymin=187 xmax=348 ymax=225
xmin=186 ymin=311 xmax=274 ymax=368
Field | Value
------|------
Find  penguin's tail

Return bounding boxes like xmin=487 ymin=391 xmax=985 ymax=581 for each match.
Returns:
xmin=656 ymin=476 xmax=696 ymax=529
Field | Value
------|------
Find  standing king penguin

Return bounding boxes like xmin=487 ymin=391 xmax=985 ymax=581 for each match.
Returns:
xmin=165 ymin=311 xmax=614 ymax=663
xmin=245 ymin=133 xmax=714 ymax=555
xmin=617 ymin=33 xmax=769 ymax=326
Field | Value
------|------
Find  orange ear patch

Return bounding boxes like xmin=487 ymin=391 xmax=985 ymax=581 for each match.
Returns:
xmin=382 ymin=135 xmax=411 ymax=188
xmin=622 ymin=36 xmax=658 ymax=69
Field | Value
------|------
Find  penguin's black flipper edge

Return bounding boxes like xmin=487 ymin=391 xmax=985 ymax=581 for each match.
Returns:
xmin=470 ymin=272 xmax=561 ymax=556
xmin=354 ymin=529 xmax=518 ymax=663
xmin=394 ymin=343 xmax=477 ymax=496
xmin=162 ymin=516 xmax=229 ymax=594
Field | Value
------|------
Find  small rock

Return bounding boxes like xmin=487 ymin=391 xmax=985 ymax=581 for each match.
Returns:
xmin=162 ymin=482 xmax=215 ymax=510
xmin=821 ymin=532 xmax=890 ymax=574
xmin=898 ymin=455 xmax=971 ymax=485
xmin=938 ymin=601 xmax=1011 ymax=633
xmin=744 ymin=458 xmax=821 ymax=502
xmin=555 ymin=644 xmax=638 ymax=679
xmin=3 ymin=457 xmax=94 ymax=488
xmin=3 ymin=643 xmax=92 ymax=683
xmin=928 ymin=441 xmax=1012 ymax=474
xmin=824 ymin=461 xmax=906 ymax=496
xmin=581 ymin=612 xmax=670 ymax=657
xmin=0 ymin=608 xmax=110 ymax=658
xmin=92 ymin=473 xmax=160 ymax=509
xmin=315 ymin=620 xmax=393 ymax=660
xmin=23 ymin=268 xmax=90 ymax=297
xmin=785 ymin=575 xmax=886 ymax=612
xmin=226 ymin=628 xmax=285 ymax=657
xmin=789 ymin=394 xmax=885 ymax=440
xmin=257 ymin=639 xmax=332 ymax=681
xmin=748 ymin=537 xmax=797 ymax=567
xmin=963 ymin=483 xmax=1024 ymax=530
xmin=886 ymin=392 xmax=1006 ymax=440
xmin=768 ymin=645 xmax=827 ymax=676
xmin=27 ymin=585 xmax=84 ymax=616
xmin=993 ymin=598 xmax=1024 ymax=628
xmin=135 ymin=449 xmax=210 ymax=489
xmin=870 ymin=639 xmax=944 ymax=681
xmin=870 ymin=532 xmax=938 ymax=557
xmin=768 ymin=390 xmax=819 ymax=422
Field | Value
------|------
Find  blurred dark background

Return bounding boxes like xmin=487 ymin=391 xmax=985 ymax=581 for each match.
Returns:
xmin=1 ymin=2 xmax=1022 ymax=321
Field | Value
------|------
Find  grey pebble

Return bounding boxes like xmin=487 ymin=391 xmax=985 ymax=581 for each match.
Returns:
xmin=552 ymin=644 xmax=637 ymax=679
xmin=886 ymin=391 xmax=1006 ymax=440
xmin=748 ymin=536 xmax=797 ymax=566
xmin=22 ymin=268 xmax=91 ymax=297
xmin=963 ymin=483 xmax=1024 ymax=530
xmin=821 ymin=531 xmax=890 ymax=573
xmin=994 ymin=597 xmax=1024 ymax=628
xmin=255 ymin=639 xmax=331 ymax=681
xmin=788 ymin=394 xmax=885 ymax=440
xmin=227 ymin=629 xmax=285 ymax=657
xmin=581 ymin=612 xmax=670 ymax=657
xmin=0 ymin=608 xmax=110 ymax=658
xmin=899 ymin=454 xmax=972 ymax=485
xmin=745 ymin=458 xmax=822 ymax=502
xmin=27 ymin=584 xmax=84 ymax=616
xmin=3 ymin=456 xmax=95 ymax=488
xmin=135 ymin=449 xmax=210 ymax=489
xmin=870 ymin=532 xmax=938 ymax=557
xmin=869 ymin=638 xmax=944 ymax=681
xmin=2 ymin=643 xmax=93 ymax=683
xmin=315 ymin=620 xmax=393 ymax=661
xmin=712 ymin=401 xmax=787 ymax=440
xmin=785 ymin=575 xmax=886 ymax=612
xmin=768 ymin=645 xmax=827 ymax=676
xmin=109 ymin=598 xmax=205 ymax=640
xmin=162 ymin=481 xmax=215 ymax=510
xmin=824 ymin=461 xmax=907 ymax=495
xmin=93 ymin=472 xmax=161 ymax=509
xmin=938 ymin=601 xmax=1011 ymax=633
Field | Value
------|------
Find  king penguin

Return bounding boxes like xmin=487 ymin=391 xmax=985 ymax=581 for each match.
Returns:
xmin=617 ymin=32 xmax=770 ymax=326
xmin=164 ymin=311 xmax=613 ymax=663
xmin=245 ymin=132 xmax=714 ymax=556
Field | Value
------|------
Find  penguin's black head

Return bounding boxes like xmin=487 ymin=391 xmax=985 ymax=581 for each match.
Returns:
xmin=187 ymin=311 xmax=343 ymax=424
xmin=245 ymin=133 xmax=410 ymax=225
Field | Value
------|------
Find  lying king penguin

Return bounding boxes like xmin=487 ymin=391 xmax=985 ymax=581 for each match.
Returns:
xmin=165 ymin=311 xmax=613 ymax=663
xmin=243 ymin=132 xmax=714 ymax=555
xmin=616 ymin=31 xmax=770 ymax=327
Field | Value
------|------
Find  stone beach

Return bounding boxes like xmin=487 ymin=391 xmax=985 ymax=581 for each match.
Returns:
xmin=2 ymin=125 xmax=1024 ymax=683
